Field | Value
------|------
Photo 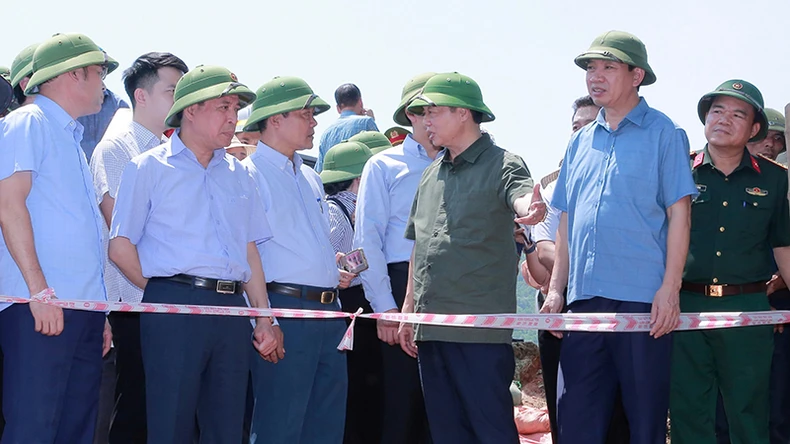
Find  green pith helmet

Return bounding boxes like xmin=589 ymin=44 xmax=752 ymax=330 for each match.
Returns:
xmin=10 ymin=43 xmax=39 ymax=88
xmin=319 ymin=141 xmax=373 ymax=184
xmin=243 ymin=76 xmax=330 ymax=132
xmin=393 ymin=72 xmax=436 ymax=126
xmin=765 ymin=108 xmax=785 ymax=134
xmin=25 ymin=33 xmax=119 ymax=95
xmin=574 ymin=30 xmax=656 ymax=86
xmin=384 ymin=126 xmax=411 ymax=146
xmin=349 ymin=131 xmax=392 ymax=155
xmin=0 ymin=66 xmax=9 ymax=83
xmin=407 ymin=72 xmax=495 ymax=122
xmin=165 ymin=65 xmax=256 ymax=128
xmin=698 ymin=79 xmax=768 ymax=142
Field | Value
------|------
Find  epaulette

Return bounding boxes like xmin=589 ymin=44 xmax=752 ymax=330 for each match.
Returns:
xmin=756 ymin=153 xmax=788 ymax=171
xmin=540 ymin=169 xmax=560 ymax=189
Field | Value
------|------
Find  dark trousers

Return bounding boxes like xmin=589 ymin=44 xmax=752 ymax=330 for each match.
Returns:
xmin=108 ymin=311 xmax=147 ymax=443
xmin=94 ymin=348 xmax=117 ymax=444
xmin=382 ymin=262 xmax=431 ymax=444
xmin=250 ymin=291 xmax=347 ymax=444
xmin=558 ymin=297 xmax=671 ymax=444
xmin=0 ymin=349 xmax=4 ymax=437
xmin=537 ymin=293 xmax=630 ymax=444
xmin=338 ymin=285 xmax=383 ymax=444
xmin=0 ymin=304 xmax=105 ymax=444
xmin=141 ymin=279 xmax=251 ymax=444
xmin=418 ymin=341 xmax=519 ymax=444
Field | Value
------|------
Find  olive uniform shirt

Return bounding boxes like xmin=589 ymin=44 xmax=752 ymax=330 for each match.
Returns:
xmin=405 ymin=133 xmax=533 ymax=344
xmin=685 ymin=147 xmax=790 ymax=285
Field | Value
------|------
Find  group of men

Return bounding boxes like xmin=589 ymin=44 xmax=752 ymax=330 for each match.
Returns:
xmin=520 ymin=30 xmax=790 ymax=444
xmin=1 ymin=27 xmax=789 ymax=444
xmin=0 ymin=31 xmax=545 ymax=444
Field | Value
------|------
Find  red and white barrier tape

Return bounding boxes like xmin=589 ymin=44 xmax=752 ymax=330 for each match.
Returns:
xmin=1 ymin=296 xmax=787 ymax=351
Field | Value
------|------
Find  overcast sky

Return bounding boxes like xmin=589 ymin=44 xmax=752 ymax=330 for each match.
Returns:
xmin=3 ymin=0 xmax=788 ymax=180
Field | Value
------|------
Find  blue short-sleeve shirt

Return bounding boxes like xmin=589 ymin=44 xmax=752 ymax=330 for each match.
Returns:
xmin=553 ymin=98 xmax=698 ymax=305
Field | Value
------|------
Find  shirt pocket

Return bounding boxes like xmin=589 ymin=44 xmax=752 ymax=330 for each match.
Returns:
xmin=732 ymin=194 xmax=774 ymax=234
xmin=690 ymin=191 xmax=714 ymax=231
xmin=445 ymin=190 xmax=497 ymax=241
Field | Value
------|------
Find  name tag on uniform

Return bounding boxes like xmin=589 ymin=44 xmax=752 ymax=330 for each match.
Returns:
xmin=745 ymin=187 xmax=768 ymax=197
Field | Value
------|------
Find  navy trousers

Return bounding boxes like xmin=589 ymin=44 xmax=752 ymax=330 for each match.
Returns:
xmin=381 ymin=263 xmax=431 ymax=444
xmin=558 ymin=297 xmax=671 ymax=444
xmin=250 ymin=290 xmax=347 ymax=444
xmin=141 ymin=279 xmax=251 ymax=444
xmin=0 ymin=304 xmax=104 ymax=444
xmin=418 ymin=341 xmax=519 ymax=444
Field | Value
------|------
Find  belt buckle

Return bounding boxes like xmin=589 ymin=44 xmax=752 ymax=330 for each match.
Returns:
xmin=707 ymin=285 xmax=724 ymax=297
xmin=216 ymin=280 xmax=236 ymax=294
xmin=320 ymin=291 xmax=336 ymax=304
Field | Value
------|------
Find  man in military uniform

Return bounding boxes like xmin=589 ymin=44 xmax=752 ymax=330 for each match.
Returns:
xmin=748 ymin=108 xmax=785 ymax=162
xmin=670 ymin=80 xmax=790 ymax=444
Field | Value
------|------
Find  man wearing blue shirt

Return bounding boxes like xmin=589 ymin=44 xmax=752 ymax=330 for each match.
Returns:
xmin=543 ymin=31 xmax=698 ymax=444
xmin=316 ymin=83 xmax=377 ymax=171
xmin=0 ymin=32 xmax=117 ymax=444
xmin=242 ymin=76 xmax=352 ymax=444
xmin=109 ymin=66 xmax=279 ymax=443
xmin=353 ymin=72 xmax=439 ymax=444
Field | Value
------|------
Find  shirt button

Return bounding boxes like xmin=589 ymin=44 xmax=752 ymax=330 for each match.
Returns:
xmin=722 ymin=201 xmax=728 ymax=207
xmin=432 ymin=231 xmax=438 ymax=237
xmin=716 ymin=251 xmax=722 ymax=257
xmin=725 ymin=178 xmax=729 ymax=182
xmin=713 ymin=278 xmax=719 ymax=284
xmin=427 ymin=264 xmax=432 ymax=270
xmin=753 ymin=202 xmax=758 ymax=207
xmin=719 ymin=227 xmax=725 ymax=232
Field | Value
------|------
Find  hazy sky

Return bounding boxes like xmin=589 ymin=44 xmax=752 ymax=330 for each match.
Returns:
xmin=3 ymin=0 xmax=788 ymax=180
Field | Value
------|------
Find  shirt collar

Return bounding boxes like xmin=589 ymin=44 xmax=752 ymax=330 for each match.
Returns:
xmin=402 ymin=134 xmax=433 ymax=160
xmin=255 ymin=141 xmax=304 ymax=172
xmin=339 ymin=110 xmax=356 ymax=118
xmin=165 ymin=130 xmax=226 ymax=165
xmin=696 ymin=145 xmax=760 ymax=173
xmin=595 ymin=97 xmax=650 ymax=129
xmin=35 ymin=95 xmax=84 ymax=141
xmin=442 ymin=133 xmax=492 ymax=165
xmin=130 ymin=120 xmax=163 ymax=149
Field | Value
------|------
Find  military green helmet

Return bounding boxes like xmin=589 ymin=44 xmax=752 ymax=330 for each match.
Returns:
xmin=25 ymin=33 xmax=118 ymax=95
xmin=243 ymin=76 xmax=330 ymax=132
xmin=319 ymin=141 xmax=373 ymax=185
xmin=575 ymin=30 xmax=656 ymax=86
xmin=10 ymin=43 xmax=39 ymax=89
xmin=0 ymin=66 xmax=9 ymax=83
xmin=765 ymin=108 xmax=785 ymax=134
xmin=349 ymin=131 xmax=392 ymax=155
xmin=697 ymin=79 xmax=768 ymax=142
xmin=165 ymin=65 xmax=256 ymax=128
xmin=393 ymin=72 xmax=436 ymax=126
xmin=407 ymin=72 xmax=495 ymax=122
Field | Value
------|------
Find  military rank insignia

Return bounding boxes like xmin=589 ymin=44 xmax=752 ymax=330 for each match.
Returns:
xmin=745 ymin=187 xmax=768 ymax=197
xmin=696 ymin=184 xmax=707 ymax=193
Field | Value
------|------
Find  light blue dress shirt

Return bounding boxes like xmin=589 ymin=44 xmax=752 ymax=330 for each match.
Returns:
xmin=352 ymin=135 xmax=438 ymax=313
xmin=243 ymin=142 xmax=340 ymax=288
xmin=110 ymin=130 xmax=271 ymax=282
xmin=553 ymin=98 xmax=698 ymax=305
xmin=0 ymin=95 xmax=107 ymax=311
xmin=315 ymin=110 xmax=378 ymax=172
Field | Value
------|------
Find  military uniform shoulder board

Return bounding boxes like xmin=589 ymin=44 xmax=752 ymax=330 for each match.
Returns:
xmin=691 ymin=151 xmax=704 ymax=169
xmin=756 ymin=153 xmax=788 ymax=171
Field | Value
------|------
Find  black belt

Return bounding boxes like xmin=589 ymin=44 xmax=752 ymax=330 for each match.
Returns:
xmin=157 ymin=274 xmax=243 ymax=295
xmin=681 ymin=281 xmax=766 ymax=297
xmin=267 ymin=282 xmax=338 ymax=304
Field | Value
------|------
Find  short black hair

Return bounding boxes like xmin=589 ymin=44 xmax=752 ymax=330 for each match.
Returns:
xmin=572 ymin=95 xmax=596 ymax=113
xmin=123 ymin=52 xmax=188 ymax=108
xmin=334 ymin=83 xmax=361 ymax=109
xmin=13 ymin=84 xmax=26 ymax=107
xmin=256 ymin=112 xmax=290 ymax=132
xmin=324 ymin=179 xmax=354 ymax=196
